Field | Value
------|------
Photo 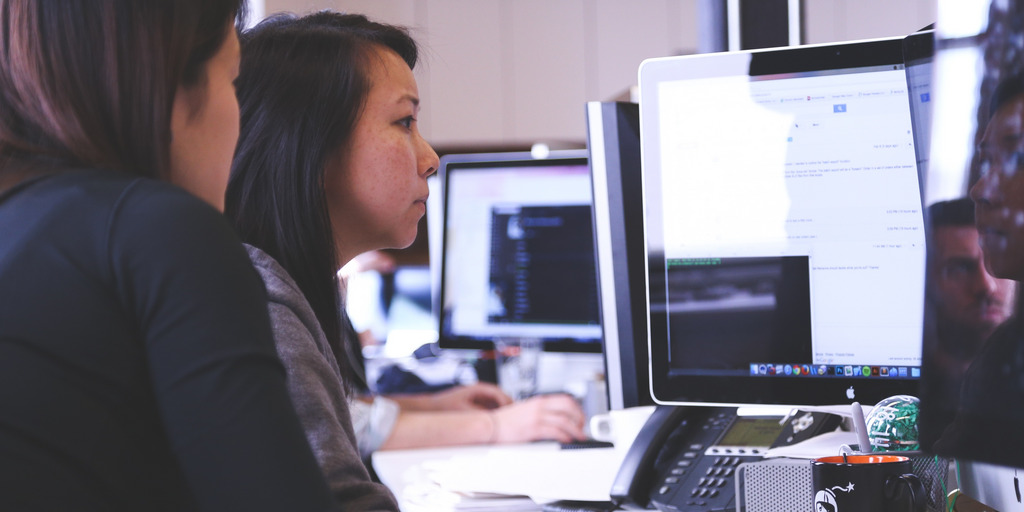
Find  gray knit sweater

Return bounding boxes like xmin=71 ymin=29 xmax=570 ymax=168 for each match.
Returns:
xmin=245 ymin=244 xmax=399 ymax=512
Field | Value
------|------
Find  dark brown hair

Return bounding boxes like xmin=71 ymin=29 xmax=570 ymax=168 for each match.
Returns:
xmin=0 ymin=0 xmax=245 ymax=183
xmin=226 ymin=12 xmax=418 ymax=390
xmin=928 ymin=197 xmax=975 ymax=229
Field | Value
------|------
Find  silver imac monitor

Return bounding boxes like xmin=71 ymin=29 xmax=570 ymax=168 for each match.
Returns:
xmin=638 ymin=36 xmax=925 ymax=407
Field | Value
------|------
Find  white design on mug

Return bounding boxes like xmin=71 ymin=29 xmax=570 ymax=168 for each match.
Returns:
xmin=814 ymin=483 xmax=855 ymax=512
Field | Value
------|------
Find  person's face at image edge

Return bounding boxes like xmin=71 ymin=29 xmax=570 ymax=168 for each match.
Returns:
xmin=929 ymin=224 xmax=1016 ymax=339
xmin=168 ymin=22 xmax=241 ymax=212
xmin=326 ymin=46 xmax=439 ymax=267
xmin=972 ymin=92 xmax=1024 ymax=282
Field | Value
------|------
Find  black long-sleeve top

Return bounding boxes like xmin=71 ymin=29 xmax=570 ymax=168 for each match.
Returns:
xmin=0 ymin=170 xmax=337 ymax=511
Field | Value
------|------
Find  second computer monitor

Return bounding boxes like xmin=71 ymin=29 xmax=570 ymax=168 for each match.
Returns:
xmin=436 ymin=151 xmax=602 ymax=353
xmin=586 ymin=101 xmax=655 ymax=409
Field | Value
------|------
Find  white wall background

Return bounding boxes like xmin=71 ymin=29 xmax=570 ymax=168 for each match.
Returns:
xmin=253 ymin=0 xmax=936 ymax=148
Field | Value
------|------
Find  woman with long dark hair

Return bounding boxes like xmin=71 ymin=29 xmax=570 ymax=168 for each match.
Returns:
xmin=227 ymin=11 xmax=586 ymax=506
xmin=0 ymin=2 xmax=336 ymax=510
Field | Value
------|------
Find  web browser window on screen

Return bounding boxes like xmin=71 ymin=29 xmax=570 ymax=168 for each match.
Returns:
xmin=655 ymin=65 xmax=925 ymax=370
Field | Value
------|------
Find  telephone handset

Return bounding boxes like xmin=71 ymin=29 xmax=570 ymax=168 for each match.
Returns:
xmin=609 ymin=405 xmax=841 ymax=511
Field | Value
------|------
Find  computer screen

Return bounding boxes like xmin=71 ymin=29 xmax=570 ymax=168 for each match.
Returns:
xmin=436 ymin=151 xmax=603 ymax=353
xmin=916 ymin=0 xmax=1024 ymax=474
xmin=586 ymin=101 xmax=656 ymax=410
xmin=639 ymin=36 xmax=925 ymax=407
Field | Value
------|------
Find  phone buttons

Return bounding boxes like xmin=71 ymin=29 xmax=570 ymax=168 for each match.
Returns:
xmin=714 ymin=456 xmax=735 ymax=466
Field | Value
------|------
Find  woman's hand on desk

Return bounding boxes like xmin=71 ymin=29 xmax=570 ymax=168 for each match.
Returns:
xmin=429 ymin=383 xmax=513 ymax=411
xmin=491 ymin=394 xmax=586 ymax=444
xmin=387 ymin=383 xmax=513 ymax=412
xmin=378 ymin=393 xmax=585 ymax=450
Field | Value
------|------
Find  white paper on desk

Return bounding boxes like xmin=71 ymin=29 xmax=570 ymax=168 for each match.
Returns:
xmin=423 ymin=446 xmax=623 ymax=503
xmin=451 ymin=495 xmax=540 ymax=511
xmin=399 ymin=481 xmax=540 ymax=512
xmin=764 ymin=430 xmax=859 ymax=459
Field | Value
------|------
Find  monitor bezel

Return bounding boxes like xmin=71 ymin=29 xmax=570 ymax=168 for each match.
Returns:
xmin=435 ymin=150 xmax=602 ymax=353
xmin=586 ymin=101 xmax=656 ymax=409
xmin=640 ymin=36 xmax=924 ymax=407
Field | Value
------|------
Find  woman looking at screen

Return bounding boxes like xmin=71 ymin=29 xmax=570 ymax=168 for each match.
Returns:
xmin=226 ymin=12 xmax=586 ymax=505
xmin=0 ymin=2 xmax=337 ymax=510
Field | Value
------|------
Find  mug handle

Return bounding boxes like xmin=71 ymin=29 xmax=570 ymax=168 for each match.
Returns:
xmin=589 ymin=414 xmax=615 ymax=442
xmin=884 ymin=473 xmax=927 ymax=512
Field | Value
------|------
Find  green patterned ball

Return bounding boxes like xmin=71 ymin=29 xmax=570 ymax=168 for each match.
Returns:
xmin=865 ymin=395 xmax=920 ymax=451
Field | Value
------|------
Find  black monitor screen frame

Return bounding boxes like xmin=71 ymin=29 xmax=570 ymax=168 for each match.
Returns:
xmin=586 ymin=101 xmax=656 ymax=409
xmin=641 ymin=37 xmax=925 ymax=407
xmin=915 ymin=1 xmax=1024 ymax=471
xmin=436 ymin=150 xmax=602 ymax=353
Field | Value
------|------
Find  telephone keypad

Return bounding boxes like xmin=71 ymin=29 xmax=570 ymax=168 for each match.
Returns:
xmin=648 ymin=408 xmax=769 ymax=512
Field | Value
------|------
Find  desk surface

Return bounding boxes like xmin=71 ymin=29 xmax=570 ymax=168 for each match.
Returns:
xmin=370 ymin=406 xmax=869 ymax=511
xmin=372 ymin=441 xmax=628 ymax=511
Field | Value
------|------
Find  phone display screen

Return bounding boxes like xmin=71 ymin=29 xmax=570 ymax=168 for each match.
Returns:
xmin=717 ymin=417 xmax=784 ymax=447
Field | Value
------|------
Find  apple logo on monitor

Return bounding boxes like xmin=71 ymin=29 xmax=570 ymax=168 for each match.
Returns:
xmin=846 ymin=386 xmax=855 ymax=400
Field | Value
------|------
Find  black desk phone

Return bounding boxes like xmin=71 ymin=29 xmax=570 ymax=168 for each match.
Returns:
xmin=609 ymin=405 xmax=841 ymax=511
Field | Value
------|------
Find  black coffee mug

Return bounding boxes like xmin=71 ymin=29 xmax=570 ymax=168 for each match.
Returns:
xmin=811 ymin=454 xmax=926 ymax=512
